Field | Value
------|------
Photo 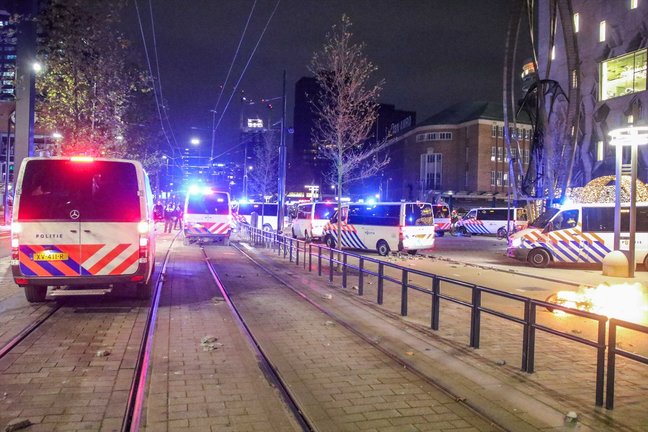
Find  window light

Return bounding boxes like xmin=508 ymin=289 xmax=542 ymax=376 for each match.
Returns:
xmin=551 ymin=45 xmax=556 ymax=60
xmin=599 ymin=21 xmax=606 ymax=42
xmin=630 ymin=0 xmax=638 ymax=10
xmin=574 ymin=13 xmax=580 ymax=33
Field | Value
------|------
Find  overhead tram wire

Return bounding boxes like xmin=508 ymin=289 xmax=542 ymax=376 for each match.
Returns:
xmin=147 ymin=0 xmax=180 ymax=154
xmin=212 ymin=0 xmax=282 ymax=137
xmin=210 ymin=0 xmax=258 ymax=162
xmin=134 ymin=0 xmax=176 ymax=157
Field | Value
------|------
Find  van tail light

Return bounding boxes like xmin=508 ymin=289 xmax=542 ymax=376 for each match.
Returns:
xmin=139 ymin=236 xmax=148 ymax=259
xmin=137 ymin=221 xmax=149 ymax=234
xmin=11 ymin=222 xmax=20 ymax=260
xmin=398 ymin=225 xmax=404 ymax=242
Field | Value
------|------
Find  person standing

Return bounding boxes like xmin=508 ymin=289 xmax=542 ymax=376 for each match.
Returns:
xmin=174 ymin=204 xmax=183 ymax=230
xmin=164 ymin=202 xmax=176 ymax=234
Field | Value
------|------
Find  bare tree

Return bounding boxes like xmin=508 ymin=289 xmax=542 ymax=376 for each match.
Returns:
xmin=248 ymin=131 xmax=279 ymax=200
xmin=309 ymin=15 xmax=389 ymax=247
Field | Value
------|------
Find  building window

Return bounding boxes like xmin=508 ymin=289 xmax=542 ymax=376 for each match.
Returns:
xmin=491 ymin=124 xmax=497 ymax=137
xmin=491 ymin=146 xmax=496 ymax=161
xmin=420 ymin=152 xmax=442 ymax=191
xmin=574 ymin=13 xmax=580 ymax=33
xmin=439 ymin=132 xmax=452 ymax=140
xmin=630 ymin=0 xmax=638 ymax=9
xmin=416 ymin=134 xmax=426 ymax=142
xmin=599 ymin=21 xmax=606 ymax=42
xmin=490 ymin=171 xmax=496 ymax=187
xmin=600 ymin=49 xmax=647 ymax=101
xmin=572 ymin=70 xmax=578 ymax=88
xmin=597 ymin=141 xmax=604 ymax=161
xmin=551 ymin=45 xmax=556 ymax=60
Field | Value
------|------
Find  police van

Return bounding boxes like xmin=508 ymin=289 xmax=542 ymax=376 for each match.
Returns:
xmin=11 ymin=157 xmax=156 ymax=302
xmin=323 ymin=201 xmax=436 ymax=256
xmin=183 ymin=186 xmax=232 ymax=246
xmin=455 ymin=207 xmax=528 ymax=236
xmin=508 ymin=203 xmax=648 ymax=268
xmin=290 ymin=201 xmax=336 ymax=241
xmin=432 ymin=203 xmax=451 ymax=236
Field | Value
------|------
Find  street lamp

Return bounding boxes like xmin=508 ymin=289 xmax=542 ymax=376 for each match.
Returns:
xmin=608 ymin=126 xmax=648 ymax=277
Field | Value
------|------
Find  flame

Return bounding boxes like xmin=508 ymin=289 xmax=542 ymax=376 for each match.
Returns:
xmin=550 ymin=283 xmax=648 ymax=323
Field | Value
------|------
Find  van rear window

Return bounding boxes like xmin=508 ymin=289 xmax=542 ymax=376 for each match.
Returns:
xmin=187 ymin=192 xmax=229 ymax=215
xmin=18 ymin=159 xmax=141 ymax=222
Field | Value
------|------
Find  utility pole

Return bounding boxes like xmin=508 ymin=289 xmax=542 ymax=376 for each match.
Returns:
xmin=277 ymin=70 xmax=287 ymax=233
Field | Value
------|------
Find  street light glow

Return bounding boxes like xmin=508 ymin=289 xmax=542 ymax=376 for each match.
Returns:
xmin=32 ymin=62 xmax=43 ymax=73
xmin=190 ymin=138 xmax=200 ymax=145
xmin=52 ymin=132 xmax=63 ymax=139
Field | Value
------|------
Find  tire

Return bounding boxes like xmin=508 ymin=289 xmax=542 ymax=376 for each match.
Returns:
xmin=262 ymin=224 xmax=272 ymax=232
xmin=325 ymin=234 xmax=336 ymax=249
xmin=136 ymin=282 xmax=152 ymax=299
xmin=497 ymin=227 xmax=508 ymax=240
xmin=376 ymin=240 xmax=390 ymax=256
xmin=435 ymin=231 xmax=445 ymax=237
xmin=527 ymin=248 xmax=550 ymax=268
xmin=407 ymin=250 xmax=417 ymax=255
xmin=24 ymin=285 xmax=47 ymax=303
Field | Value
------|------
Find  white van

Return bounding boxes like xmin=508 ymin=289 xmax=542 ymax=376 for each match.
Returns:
xmin=455 ymin=207 xmax=528 ymax=236
xmin=11 ymin=157 xmax=156 ymax=302
xmin=290 ymin=201 xmax=336 ymax=241
xmin=233 ymin=202 xmax=283 ymax=232
xmin=323 ymin=202 xmax=436 ymax=256
xmin=183 ymin=186 xmax=232 ymax=245
xmin=507 ymin=203 xmax=648 ymax=268
xmin=432 ymin=203 xmax=451 ymax=236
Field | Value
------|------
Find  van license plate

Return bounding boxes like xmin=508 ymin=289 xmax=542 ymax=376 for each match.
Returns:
xmin=33 ymin=252 xmax=68 ymax=261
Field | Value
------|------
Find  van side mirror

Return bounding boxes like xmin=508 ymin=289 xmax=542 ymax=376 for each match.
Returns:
xmin=543 ymin=221 xmax=553 ymax=233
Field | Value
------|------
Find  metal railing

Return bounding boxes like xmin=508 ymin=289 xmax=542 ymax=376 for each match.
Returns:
xmin=243 ymin=225 xmax=647 ymax=409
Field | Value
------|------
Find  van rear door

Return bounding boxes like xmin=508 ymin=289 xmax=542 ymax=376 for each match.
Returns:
xmin=16 ymin=159 xmax=141 ymax=278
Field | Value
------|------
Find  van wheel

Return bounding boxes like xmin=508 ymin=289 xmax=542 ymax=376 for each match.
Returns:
xmin=435 ymin=231 xmax=444 ymax=237
xmin=376 ymin=240 xmax=390 ymax=256
xmin=262 ymin=224 xmax=272 ymax=232
xmin=24 ymin=285 xmax=47 ymax=303
xmin=527 ymin=248 xmax=550 ymax=268
xmin=497 ymin=227 xmax=508 ymax=240
xmin=136 ymin=282 xmax=152 ymax=300
xmin=325 ymin=235 xmax=336 ymax=249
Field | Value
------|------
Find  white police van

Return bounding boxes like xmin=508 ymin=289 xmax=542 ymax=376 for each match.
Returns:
xmin=11 ymin=157 xmax=156 ymax=302
xmin=455 ymin=207 xmax=528 ymax=236
xmin=507 ymin=203 xmax=648 ymax=268
xmin=323 ymin=202 xmax=436 ymax=256
xmin=290 ymin=201 xmax=336 ymax=241
xmin=183 ymin=186 xmax=232 ymax=245
xmin=233 ymin=202 xmax=283 ymax=232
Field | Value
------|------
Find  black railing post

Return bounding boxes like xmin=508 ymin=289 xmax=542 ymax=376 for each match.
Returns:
xmin=522 ymin=299 xmax=530 ymax=372
xmin=606 ymin=319 xmax=617 ymax=410
xmin=328 ymin=247 xmax=334 ymax=282
xmin=527 ymin=303 xmax=537 ymax=373
xmin=358 ymin=258 xmax=364 ymax=296
xmin=377 ymin=263 xmax=384 ymax=305
xmin=295 ymin=240 xmax=300 ymax=266
xmin=595 ymin=317 xmax=606 ymax=407
xmin=342 ymin=254 xmax=348 ymax=288
xmin=308 ymin=243 xmax=312 ymax=272
xmin=318 ymin=245 xmax=322 ymax=277
xmin=401 ymin=269 xmax=408 ymax=316
xmin=289 ymin=238 xmax=294 ymax=262
xmin=470 ymin=287 xmax=481 ymax=348
xmin=431 ymin=277 xmax=440 ymax=330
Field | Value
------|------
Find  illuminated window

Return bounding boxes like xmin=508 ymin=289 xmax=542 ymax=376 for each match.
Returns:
xmin=597 ymin=141 xmax=604 ymax=161
xmin=600 ymin=49 xmax=647 ymax=100
xmin=599 ymin=21 xmax=606 ymax=42
xmin=551 ymin=46 xmax=556 ymax=60
xmin=491 ymin=124 xmax=497 ymax=137
xmin=628 ymin=114 xmax=634 ymax=124
xmin=572 ymin=70 xmax=578 ymax=88
xmin=630 ymin=0 xmax=638 ymax=9
xmin=574 ymin=13 xmax=580 ymax=33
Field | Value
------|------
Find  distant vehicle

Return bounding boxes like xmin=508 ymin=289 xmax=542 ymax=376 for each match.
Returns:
xmin=11 ymin=157 xmax=156 ymax=302
xmin=183 ymin=187 xmax=232 ymax=246
xmin=508 ymin=202 xmax=648 ymax=268
xmin=233 ymin=202 xmax=285 ymax=232
xmin=323 ymin=201 xmax=436 ymax=256
xmin=290 ymin=201 xmax=336 ymax=241
xmin=432 ymin=203 xmax=451 ymax=236
xmin=454 ymin=207 xmax=528 ymax=237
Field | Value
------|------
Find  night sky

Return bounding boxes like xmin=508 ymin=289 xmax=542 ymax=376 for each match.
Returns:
xmin=122 ymin=0 xmax=530 ymax=158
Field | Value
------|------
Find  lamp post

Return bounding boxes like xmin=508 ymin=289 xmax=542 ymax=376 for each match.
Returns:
xmin=3 ymin=114 xmax=12 ymax=226
xmin=609 ymin=126 xmax=648 ymax=278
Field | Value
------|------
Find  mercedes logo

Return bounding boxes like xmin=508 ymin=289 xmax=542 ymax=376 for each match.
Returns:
xmin=69 ymin=210 xmax=80 ymax=220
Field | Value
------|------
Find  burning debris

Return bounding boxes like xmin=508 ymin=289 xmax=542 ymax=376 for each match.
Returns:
xmin=547 ymin=282 xmax=648 ymax=323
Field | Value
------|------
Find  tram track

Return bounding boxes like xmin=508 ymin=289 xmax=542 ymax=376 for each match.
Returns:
xmin=201 ymin=246 xmax=314 ymax=432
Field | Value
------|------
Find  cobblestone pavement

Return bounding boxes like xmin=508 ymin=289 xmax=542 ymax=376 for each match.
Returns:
xmin=231 ymin=235 xmax=648 ymax=432
xmin=208 ymin=246 xmax=503 ymax=432
xmin=142 ymin=240 xmax=302 ymax=432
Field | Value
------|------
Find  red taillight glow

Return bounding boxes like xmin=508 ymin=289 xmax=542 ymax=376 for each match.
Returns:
xmin=130 ymin=275 xmax=144 ymax=282
xmin=71 ymin=156 xmax=94 ymax=163
xmin=15 ymin=278 xmax=28 ymax=285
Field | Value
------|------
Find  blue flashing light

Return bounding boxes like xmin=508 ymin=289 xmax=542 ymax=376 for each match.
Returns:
xmin=188 ymin=184 xmax=201 ymax=194
xmin=366 ymin=198 xmax=376 ymax=205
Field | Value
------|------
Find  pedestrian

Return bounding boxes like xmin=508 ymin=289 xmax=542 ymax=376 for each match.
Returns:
xmin=164 ymin=202 xmax=176 ymax=233
xmin=174 ymin=204 xmax=183 ymax=230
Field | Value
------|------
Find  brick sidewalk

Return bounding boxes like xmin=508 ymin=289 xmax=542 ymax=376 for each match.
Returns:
xmin=233 ymin=235 xmax=648 ymax=431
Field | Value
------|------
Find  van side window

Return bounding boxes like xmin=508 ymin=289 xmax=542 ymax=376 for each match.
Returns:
xmin=553 ymin=209 xmax=579 ymax=230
